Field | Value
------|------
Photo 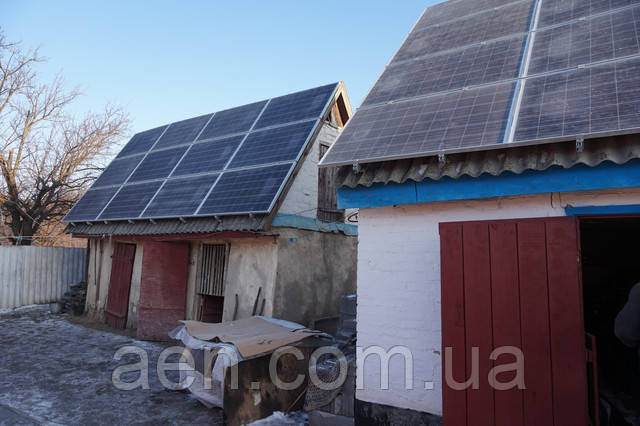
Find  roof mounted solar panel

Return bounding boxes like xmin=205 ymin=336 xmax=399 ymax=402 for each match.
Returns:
xmin=116 ymin=125 xmax=167 ymax=158
xmin=392 ymin=1 xmax=535 ymax=63
xmin=142 ymin=173 xmax=219 ymax=218
xmin=153 ymin=114 xmax=213 ymax=150
xmin=321 ymin=0 xmax=640 ymax=167
xmin=529 ymin=6 xmax=640 ymax=76
xmin=64 ymin=187 xmax=120 ymax=222
xmin=229 ymin=120 xmax=317 ymax=168
xmin=363 ymin=35 xmax=526 ymax=107
xmin=172 ymin=135 xmax=244 ymax=177
xmin=92 ymin=154 xmax=144 ymax=188
xmin=254 ymin=83 xmax=337 ymax=129
xmin=326 ymin=83 xmax=516 ymax=162
xmin=538 ymin=0 xmax=640 ymax=27
xmin=127 ymin=146 xmax=188 ymax=183
xmin=197 ymin=101 xmax=268 ymax=141
xmin=415 ymin=0 xmax=523 ymax=30
xmin=98 ymin=181 xmax=163 ymax=220
xmin=63 ymin=83 xmax=340 ymax=223
xmin=197 ymin=163 xmax=293 ymax=216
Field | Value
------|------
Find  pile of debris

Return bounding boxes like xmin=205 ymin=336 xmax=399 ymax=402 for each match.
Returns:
xmin=61 ymin=281 xmax=87 ymax=315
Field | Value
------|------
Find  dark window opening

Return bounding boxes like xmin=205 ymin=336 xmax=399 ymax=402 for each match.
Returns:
xmin=581 ymin=217 xmax=640 ymax=425
xmin=198 ymin=243 xmax=227 ymax=323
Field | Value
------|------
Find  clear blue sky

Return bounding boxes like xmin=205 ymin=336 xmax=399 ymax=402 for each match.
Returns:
xmin=2 ymin=1 xmax=442 ymax=141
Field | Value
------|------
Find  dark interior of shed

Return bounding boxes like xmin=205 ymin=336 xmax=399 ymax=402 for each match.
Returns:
xmin=581 ymin=218 xmax=640 ymax=425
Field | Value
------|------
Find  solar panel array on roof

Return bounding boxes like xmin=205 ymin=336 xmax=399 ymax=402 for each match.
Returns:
xmin=321 ymin=0 xmax=640 ymax=167
xmin=64 ymin=83 xmax=339 ymax=222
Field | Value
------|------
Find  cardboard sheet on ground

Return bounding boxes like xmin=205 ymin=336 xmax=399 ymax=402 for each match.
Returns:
xmin=181 ymin=317 xmax=321 ymax=358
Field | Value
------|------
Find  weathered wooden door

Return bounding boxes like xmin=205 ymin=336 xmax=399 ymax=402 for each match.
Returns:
xmin=137 ymin=241 xmax=190 ymax=341
xmin=105 ymin=243 xmax=136 ymax=329
xmin=440 ymin=217 xmax=588 ymax=426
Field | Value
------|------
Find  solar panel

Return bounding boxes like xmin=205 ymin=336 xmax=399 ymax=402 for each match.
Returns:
xmin=529 ymin=6 xmax=640 ymax=75
xmin=142 ymin=174 xmax=219 ymax=218
xmin=63 ymin=83 xmax=339 ymax=222
xmin=172 ymin=135 xmax=244 ymax=177
xmin=229 ymin=120 xmax=317 ymax=168
xmin=538 ymin=0 xmax=640 ymax=27
xmin=392 ymin=1 xmax=534 ymax=63
xmin=321 ymin=0 xmax=640 ymax=167
xmin=99 ymin=181 xmax=163 ymax=220
xmin=197 ymin=163 xmax=293 ymax=215
xmin=363 ymin=35 xmax=526 ymax=107
xmin=152 ymin=114 xmax=212 ymax=150
xmin=254 ymin=84 xmax=336 ymax=129
xmin=515 ymin=56 xmax=640 ymax=141
xmin=116 ymin=125 xmax=167 ymax=158
xmin=64 ymin=187 xmax=120 ymax=222
xmin=92 ymin=154 xmax=144 ymax=188
xmin=128 ymin=146 xmax=189 ymax=183
xmin=326 ymin=83 xmax=515 ymax=162
xmin=197 ymin=101 xmax=267 ymax=140
xmin=415 ymin=0 xmax=519 ymax=30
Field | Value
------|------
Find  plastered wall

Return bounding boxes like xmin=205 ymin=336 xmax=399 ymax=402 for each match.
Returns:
xmin=356 ymin=187 xmax=640 ymax=415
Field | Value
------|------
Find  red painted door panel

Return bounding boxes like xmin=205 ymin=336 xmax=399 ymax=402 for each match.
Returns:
xmin=105 ymin=243 xmax=136 ymax=329
xmin=440 ymin=217 xmax=588 ymax=426
xmin=137 ymin=241 xmax=190 ymax=341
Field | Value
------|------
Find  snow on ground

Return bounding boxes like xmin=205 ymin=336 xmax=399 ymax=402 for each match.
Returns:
xmin=0 ymin=306 xmax=223 ymax=425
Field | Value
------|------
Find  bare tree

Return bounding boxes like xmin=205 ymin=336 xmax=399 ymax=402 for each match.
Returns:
xmin=0 ymin=32 xmax=129 ymax=245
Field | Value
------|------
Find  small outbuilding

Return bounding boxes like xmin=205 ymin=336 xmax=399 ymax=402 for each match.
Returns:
xmin=64 ymin=83 xmax=357 ymax=341
xmin=321 ymin=1 xmax=640 ymax=425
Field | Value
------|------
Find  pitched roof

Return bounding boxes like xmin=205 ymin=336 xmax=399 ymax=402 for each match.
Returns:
xmin=66 ymin=83 xmax=353 ymax=236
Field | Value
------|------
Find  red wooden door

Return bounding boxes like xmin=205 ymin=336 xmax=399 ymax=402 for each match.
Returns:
xmin=440 ymin=217 xmax=588 ymax=426
xmin=105 ymin=243 xmax=136 ymax=329
xmin=137 ymin=241 xmax=190 ymax=341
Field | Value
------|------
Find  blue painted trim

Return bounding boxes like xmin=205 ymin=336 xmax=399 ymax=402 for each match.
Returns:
xmin=271 ymin=213 xmax=358 ymax=236
xmin=338 ymin=160 xmax=640 ymax=210
xmin=565 ymin=204 xmax=640 ymax=216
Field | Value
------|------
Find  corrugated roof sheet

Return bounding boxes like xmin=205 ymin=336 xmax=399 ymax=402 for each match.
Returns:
xmin=337 ymin=134 xmax=640 ymax=188
xmin=66 ymin=215 xmax=269 ymax=237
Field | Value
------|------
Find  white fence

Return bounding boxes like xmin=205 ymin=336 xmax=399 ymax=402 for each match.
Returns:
xmin=0 ymin=246 xmax=87 ymax=309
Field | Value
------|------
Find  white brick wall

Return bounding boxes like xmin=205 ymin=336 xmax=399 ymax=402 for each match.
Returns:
xmin=279 ymin=123 xmax=340 ymax=218
xmin=356 ymin=187 xmax=640 ymax=415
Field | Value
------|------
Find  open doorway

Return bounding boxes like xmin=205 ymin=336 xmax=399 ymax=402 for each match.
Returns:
xmin=581 ymin=217 xmax=640 ymax=425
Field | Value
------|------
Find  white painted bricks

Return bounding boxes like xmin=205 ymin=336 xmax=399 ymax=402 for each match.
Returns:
xmin=355 ymin=188 xmax=640 ymax=415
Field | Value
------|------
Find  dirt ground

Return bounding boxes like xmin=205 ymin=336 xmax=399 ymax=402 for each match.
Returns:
xmin=0 ymin=306 xmax=224 ymax=425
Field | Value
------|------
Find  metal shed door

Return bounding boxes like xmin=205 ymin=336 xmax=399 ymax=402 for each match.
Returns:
xmin=105 ymin=243 xmax=136 ymax=329
xmin=440 ymin=217 xmax=588 ymax=426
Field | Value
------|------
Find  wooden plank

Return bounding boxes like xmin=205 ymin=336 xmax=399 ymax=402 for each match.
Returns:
xmin=489 ymin=223 xmax=524 ymax=426
xmin=517 ymin=221 xmax=554 ymax=426
xmin=545 ymin=218 xmax=588 ymax=426
xmin=462 ymin=222 xmax=494 ymax=426
xmin=439 ymin=223 xmax=467 ymax=426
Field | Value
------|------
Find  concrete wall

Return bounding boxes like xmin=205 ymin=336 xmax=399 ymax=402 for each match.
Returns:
xmin=221 ymin=237 xmax=278 ymax=321
xmin=355 ymin=187 xmax=640 ymax=416
xmin=125 ymin=243 xmax=144 ymax=329
xmin=279 ymin=123 xmax=340 ymax=219
xmin=0 ymin=246 xmax=87 ymax=310
xmin=271 ymin=227 xmax=357 ymax=326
